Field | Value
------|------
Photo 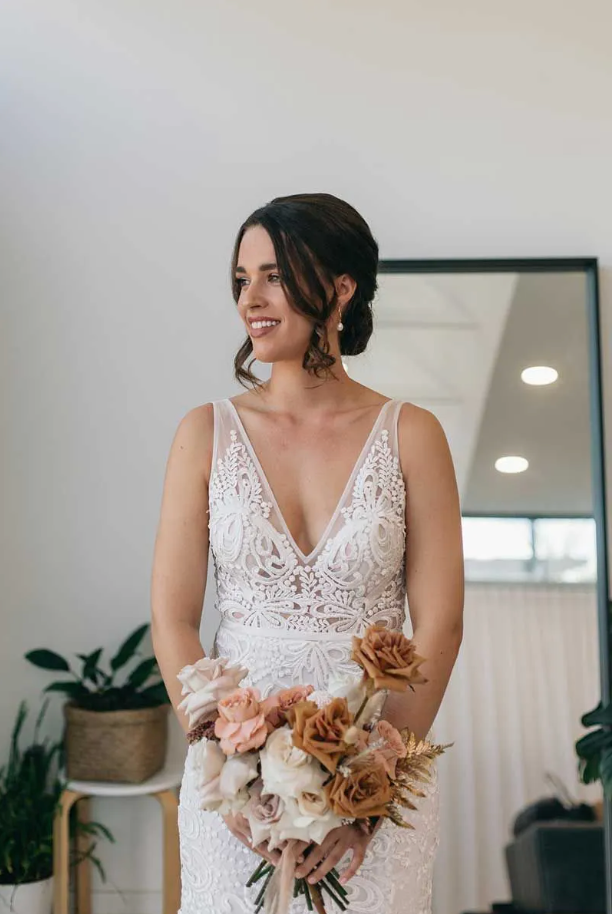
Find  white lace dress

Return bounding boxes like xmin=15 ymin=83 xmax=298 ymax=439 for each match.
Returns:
xmin=177 ymin=397 xmax=440 ymax=914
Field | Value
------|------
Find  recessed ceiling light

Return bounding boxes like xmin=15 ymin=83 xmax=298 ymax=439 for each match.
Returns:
xmin=521 ymin=366 xmax=558 ymax=386
xmin=495 ymin=456 xmax=529 ymax=474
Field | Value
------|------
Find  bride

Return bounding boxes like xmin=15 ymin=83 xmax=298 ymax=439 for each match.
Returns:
xmin=150 ymin=192 xmax=464 ymax=914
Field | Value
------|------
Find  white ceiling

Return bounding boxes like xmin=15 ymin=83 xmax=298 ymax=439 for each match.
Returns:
xmin=349 ymin=269 xmax=593 ymax=516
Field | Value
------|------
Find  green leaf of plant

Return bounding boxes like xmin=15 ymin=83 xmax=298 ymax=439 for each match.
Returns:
xmin=138 ymin=682 xmax=169 ymax=705
xmin=110 ymin=624 xmax=149 ymax=672
xmin=580 ymin=751 xmax=602 ymax=784
xmin=43 ymin=682 xmax=90 ymax=699
xmin=581 ymin=702 xmax=612 ymax=727
xmin=77 ymin=649 xmax=104 ymax=685
xmin=126 ymin=657 xmax=159 ymax=689
xmin=24 ymin=650 xmax=71 ymax=672
xmin=600 ymin=745 xmax=612 ymax=799
xmin=576 ymin=728 xmax=612 ymax=758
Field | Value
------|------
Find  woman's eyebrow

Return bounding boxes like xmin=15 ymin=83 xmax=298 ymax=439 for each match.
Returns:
xmin=235 ymin=262 xmax=278 ymax=274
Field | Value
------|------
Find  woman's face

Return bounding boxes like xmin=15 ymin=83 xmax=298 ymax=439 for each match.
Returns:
xmin=235 ymin=225 xmax=335 ymax=365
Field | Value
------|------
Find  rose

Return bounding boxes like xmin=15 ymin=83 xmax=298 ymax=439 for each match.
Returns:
xmin=260 ymin=725 xmax=327 ymax=800
xmin=243 ymin=780 xmax=285 ymax=848
xmin=291 ymin=697 xmax=352 ymax=774
xmin=326 ymin=757 xmax=392 ymax=818
xmin=217 ymin=753 xmax=260 ymax=815
xmin=189 ymin=738 xmax=226 ymax=810
xmin=191 ymin=739 xmax=259 ymax=813
xmin=261 ymin=685 xmax=315 ymax=731
xmin=177 ymin=657 xmax=248 ymax=728
xmin=351 ymin=624 xmax=428 ymax=692
xmin=214 ymin=687 xmax=268 ymax=755
xmin=369 ymin=720 xmax=407 ymax=778
xmin=273 ymin=794 xmax=343 ymax=846
xmin=326 ymin=672 xmax=367 ymax=715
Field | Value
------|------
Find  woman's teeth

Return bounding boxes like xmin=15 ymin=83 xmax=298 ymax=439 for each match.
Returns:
xmin=251 ymin=320 xmax=280 ymax=329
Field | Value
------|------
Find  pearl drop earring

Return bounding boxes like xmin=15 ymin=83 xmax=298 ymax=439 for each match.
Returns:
xmin=337 ymin=311 xmax=344 ymax=331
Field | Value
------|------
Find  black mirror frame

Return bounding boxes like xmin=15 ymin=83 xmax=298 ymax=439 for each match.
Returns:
xmin=377 ymin=256 xmax=611 ymax=912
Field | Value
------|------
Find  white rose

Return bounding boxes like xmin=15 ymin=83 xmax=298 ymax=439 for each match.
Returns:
xmin=219 ymin=752 xmax=259 ymax=798
xmin=327 ymin=672 xmax=366 ymax=716
xmin=190 ymin=739 xmax=226 ymax=811
xmin=272 ymin=795 xmax=342 ymax=847
xmin=260 ymin=726 xmax=326 ymax=800
xmin=177 ymin=657 xmax=248 ymax=728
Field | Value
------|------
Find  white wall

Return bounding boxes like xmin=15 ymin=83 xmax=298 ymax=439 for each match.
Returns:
xmin=1 ymin=2 xmax=611 ymax=912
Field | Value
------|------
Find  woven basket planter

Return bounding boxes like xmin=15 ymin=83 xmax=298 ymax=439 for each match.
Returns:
xmin=63 ymin=702 xmax=169 ymax=783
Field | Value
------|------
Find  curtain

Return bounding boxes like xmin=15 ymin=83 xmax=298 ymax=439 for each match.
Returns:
xmin=431 ymin=583 xmax=601 ymax=914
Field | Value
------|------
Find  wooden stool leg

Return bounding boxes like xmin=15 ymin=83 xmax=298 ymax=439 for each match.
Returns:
xmin=153 ymin=789 xmax=180 ymax=914
xmin=75 ymin=797 xmax=92 ymax=914
xmin=53 ymin=789 xmax=84 ymax=914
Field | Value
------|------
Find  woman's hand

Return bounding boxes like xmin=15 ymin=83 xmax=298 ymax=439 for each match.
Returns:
xmin=295 ymin=823 xmax=375 ymax=885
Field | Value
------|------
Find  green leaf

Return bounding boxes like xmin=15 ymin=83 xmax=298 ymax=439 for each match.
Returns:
xmin=110 ymin=624 xmax=149 ymax=672
xmin=25 ymin=650 xmax=71 ymax=672
xmin=43 ymin=682 xmax=90 ymax=699
xmin=126 ymin=657 xmax=159 ymax=689
xmin=77 ymin=649 xmax=104 ymax=685
xmin=138 ymin=682 xmax=169 ymax=705
xmin=581 ymin=702 xmax=612 ymax=727
xmin=600 ymin=745 xmax=612 ymax=799
xmin=575 ymin=728 xmax=612 ymax=758
xmin=581 ymin=752 xmax=602 ymax=784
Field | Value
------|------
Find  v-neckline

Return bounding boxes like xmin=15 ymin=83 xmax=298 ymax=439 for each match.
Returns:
xmin=226 ymin=397 xmax=395 ymax=564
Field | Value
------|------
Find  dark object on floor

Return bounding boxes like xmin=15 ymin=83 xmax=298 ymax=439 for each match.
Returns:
xmin=505 ymin=821 xmax=605 ymax=913
xmin=512 ymin=797 xmax=595 ymax=838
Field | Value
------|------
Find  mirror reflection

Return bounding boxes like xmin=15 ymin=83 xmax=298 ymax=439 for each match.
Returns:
xmin=352 ymin=268 xmax=604 ymax=914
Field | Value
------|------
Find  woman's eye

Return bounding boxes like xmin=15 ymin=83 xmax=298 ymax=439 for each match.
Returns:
xmin=269 ymin=274 xmax=281 ymax=283
xmin=235 ymin=274 xmax=281 ymax=288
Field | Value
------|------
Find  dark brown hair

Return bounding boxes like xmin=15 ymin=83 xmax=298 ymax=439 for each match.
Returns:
xmin=230 ymin=192 xmax=379 ymax=389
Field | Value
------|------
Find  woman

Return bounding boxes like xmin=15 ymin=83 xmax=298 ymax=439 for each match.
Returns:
xmin=151 ymin=193 xmax=464 ymax=914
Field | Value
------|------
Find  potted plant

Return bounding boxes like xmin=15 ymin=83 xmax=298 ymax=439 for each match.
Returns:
xmin=576 ymin=602 xmax=612 ymax=801
xmin=0 ymin=700 xmax=113 ymax=914
xmin=25 ymin=622 xmax=171 ymax=784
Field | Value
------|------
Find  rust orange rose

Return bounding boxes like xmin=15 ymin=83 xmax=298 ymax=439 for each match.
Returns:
xmin=351 ymin=624 xmax=428 ymax=692
xmin=261 ymin=685 xmax=315 ymax=731
xmin=325 ymin=757 xmax=392 ymax=818
xmin=214 ymin=686 xmax=268 ymax=754
xmin=291 ymin=697 xmax=352 ymax=774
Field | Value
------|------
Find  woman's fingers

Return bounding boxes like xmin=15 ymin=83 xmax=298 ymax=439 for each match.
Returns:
xmin=338 ymin=844 xmax=366 ymax=884
xmin=307 ymin=843 xmax=348 ymax=883
xmin=295 ymin=837 xmax=337 ymax=879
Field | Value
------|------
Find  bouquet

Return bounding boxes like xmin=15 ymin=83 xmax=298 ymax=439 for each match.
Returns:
xmin=177 ymin=625 xmax=450 ymax=913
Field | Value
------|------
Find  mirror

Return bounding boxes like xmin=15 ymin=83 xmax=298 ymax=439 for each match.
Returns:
xmin=348 ymin=260 xmax=610 ymax=914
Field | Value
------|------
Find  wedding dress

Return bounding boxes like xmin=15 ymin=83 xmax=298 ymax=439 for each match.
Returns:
xmin=177 ymin=397 xmax=440 ymax=914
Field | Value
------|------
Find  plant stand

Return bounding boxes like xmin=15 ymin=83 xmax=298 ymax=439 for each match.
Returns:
xmin=53 ymin=764 xmax=183 ymax=914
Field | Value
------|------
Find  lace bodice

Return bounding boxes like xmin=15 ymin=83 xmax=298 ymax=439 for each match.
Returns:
xmin=208 ymin=397 xmax=408 ymax=635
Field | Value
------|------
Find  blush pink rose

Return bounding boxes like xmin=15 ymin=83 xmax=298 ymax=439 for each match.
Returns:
xmin=369 ymin=719 xmax=407 ymax=777
xmin=214 ymin=687 xmax=268 ymax=755
xmin=261 ymin=685 xmax=315 ymax=731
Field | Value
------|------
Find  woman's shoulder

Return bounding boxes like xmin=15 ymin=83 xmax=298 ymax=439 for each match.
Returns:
xmin=397 ymin=401 xmax=453 ymax=472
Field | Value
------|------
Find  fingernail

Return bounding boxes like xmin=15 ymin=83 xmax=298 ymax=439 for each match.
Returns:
xmin=298 ymin=856 xmax=304 ymax=864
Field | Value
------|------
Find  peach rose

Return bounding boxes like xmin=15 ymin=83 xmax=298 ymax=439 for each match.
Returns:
xmin=214 ymin=687 xmax=268 ymax=755
xmin=369 ymin=720 xmax=407 ymax=778
xmin=351 ymin=624 xmax=428 ymax=692
xmin=261 ymin=685 xmax=315 ymax=731
xmin=326 ymin=757 xmax=392 ymax=818
xmin=291 ymin=697 xmax=352 ymax=774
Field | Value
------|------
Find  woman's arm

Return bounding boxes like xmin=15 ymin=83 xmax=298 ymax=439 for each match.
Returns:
xmin=382 ymin=404 xmax=464 ymax=739
xmin=150 ymin=404 xmax=214 ymax=735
